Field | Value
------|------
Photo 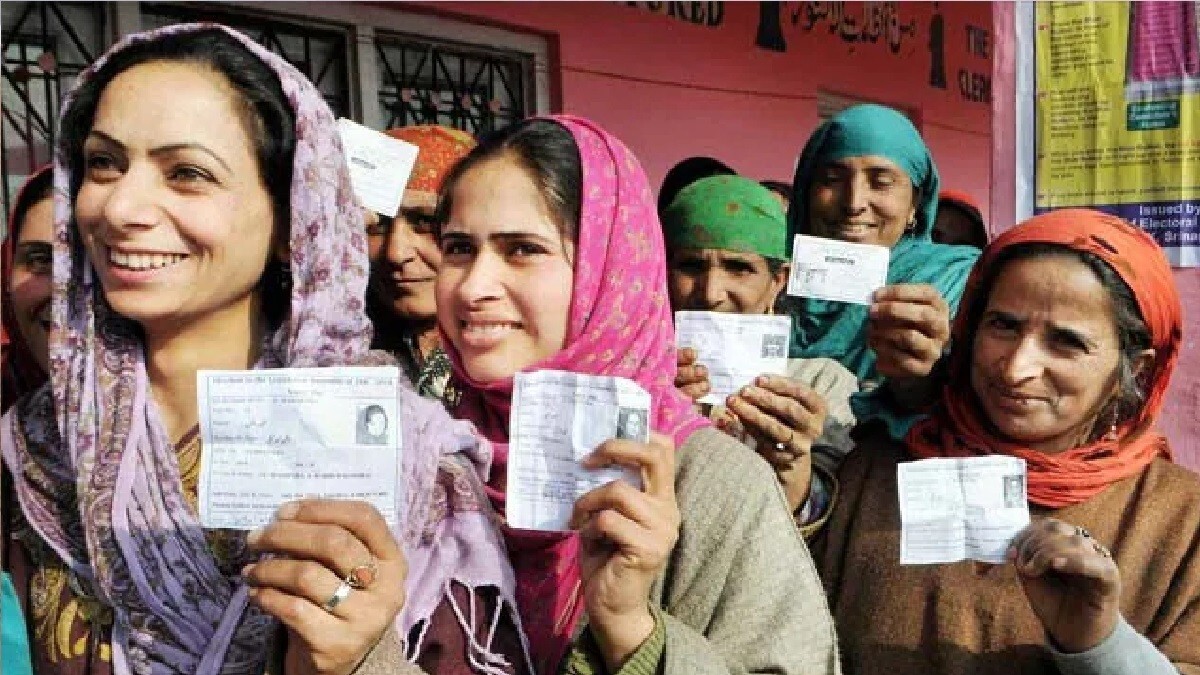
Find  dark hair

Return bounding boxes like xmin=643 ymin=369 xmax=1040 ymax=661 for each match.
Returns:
xmin=934 ymin=199 xmax=988 ymax=248
xmin=437 ymin=118 xmax=582 ymax=246
xmin=9 ymin=168 xmax=55 ymax=241
xmin=58 ymin=27 xmax=296 ymax=326
xmin=658 ymin=156 xmax=737 ymax=215
xmin=963 ymin=242 xmax=1153 ymax=431
xmin=364 ymin=403 xmax=387 ymax=420
xmin=759 ymin=180 xmax=793 ymax=203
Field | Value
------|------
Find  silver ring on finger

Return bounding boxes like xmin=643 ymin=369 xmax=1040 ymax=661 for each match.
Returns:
xmin=322 ymin=580 xmax=353 ymax=613
xmin=775 ymin=430 xmax=795 ymax=452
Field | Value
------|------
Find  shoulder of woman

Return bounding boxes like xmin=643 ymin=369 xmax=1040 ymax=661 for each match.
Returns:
xmin=787 ymin=357 xmax=859 ymax=396
xmin=397 ymin=386 xmax=476 ymax=447
xmin=675 ymin=427 xmax=781 ymax=508
xmin=892 ymin=240 xmax=981 ymax=303
xmin=1132 ymin=456 xmax=1200 ymax=514
xmin=5 ymin=382 xmax=57 ymax=448
xmin=836 ymin=423 xmax=907 ymax=482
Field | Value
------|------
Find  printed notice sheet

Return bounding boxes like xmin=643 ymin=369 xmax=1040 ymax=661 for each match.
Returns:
xmin=674 ymin=311 xmax=791 ymax=405
xmin=507 ymin=370 xmax=650 ymax=532
xmin=898 ymin=456 xmax=1030 ymax=565
xmin=197 ymin=367 xmax=402 ymax=530
xmin=787 ymin=234 xmax=890 ymax=305
xmin=337 ymin=118 xmax=419 ymax=218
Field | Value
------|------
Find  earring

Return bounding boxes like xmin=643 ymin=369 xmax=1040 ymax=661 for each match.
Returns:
xmin=280 ymin=262 xmax=292 ymax=293
xmin=1103 ymin=405 xmax=1120 ymax=442
xmin=905 ymin=218 xmax=916 ymax=234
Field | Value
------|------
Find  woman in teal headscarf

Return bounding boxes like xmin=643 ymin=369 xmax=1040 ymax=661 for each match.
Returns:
xmin=786 ymin=104 xmax=980 ymax=439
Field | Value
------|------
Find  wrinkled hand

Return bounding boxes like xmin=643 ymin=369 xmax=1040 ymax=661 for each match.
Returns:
xmin=675 ymin=347 xmax=710 ymax=403
xmin=1009 ymin=518 xmax=1121 ymax=654
xmin=867 ymin=284 xmax=951 ymax=379
xmin=725 ymin=375 xmax=827 ymax=511
xmin=244 ymin=500 xmax=407 ymax=675
xmin=570 ymin=434 xmax=679 ymax=672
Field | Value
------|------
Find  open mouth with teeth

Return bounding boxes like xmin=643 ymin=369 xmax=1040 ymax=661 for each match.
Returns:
xmin=109 ymin=249 xmax=189 ymax=271
xmin=460 ymin=321 xmax=522 ymax=337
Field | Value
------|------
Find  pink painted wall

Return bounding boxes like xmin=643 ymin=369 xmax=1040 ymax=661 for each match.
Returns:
xmin=991 ymin=4 xmax=1200 ymax=469
xmin=397 ymin=1 xmax=994 ymax=205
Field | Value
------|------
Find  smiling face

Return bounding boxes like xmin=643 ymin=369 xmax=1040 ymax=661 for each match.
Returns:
xmin=9 ymin=196 xmax=56 ymax=372
xmin=367 ymin=189 xmax=442 ymax=324
xmin=667 ymin=247 xmax=787 ymax=315
xmin=807 ymin=154 xmax=918 ymax=248
xmin=435 ymin=153 xmax=575 ymax=383
xmin=969 ymin=255 xmax=1152 ymax=453
xmin=72 ymin=60 xmax=277 ymax=336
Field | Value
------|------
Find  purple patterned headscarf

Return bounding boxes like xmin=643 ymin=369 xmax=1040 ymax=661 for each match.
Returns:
xmin=1 ymin=23 xmax=523 ymax=675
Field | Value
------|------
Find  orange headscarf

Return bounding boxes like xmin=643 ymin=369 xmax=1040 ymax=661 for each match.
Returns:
xmin=384 ymin=125 xmax=475 ymax=193
xmin=938 ymin=189 xmax=983 ymax=214
xmin=906 ymin=209 xmax=1183 ymax=507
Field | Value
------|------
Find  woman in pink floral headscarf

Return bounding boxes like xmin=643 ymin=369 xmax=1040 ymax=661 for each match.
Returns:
xmin=434 ymin=116 xmax=841 ymax=674
xmin=2 ymin=23 xmax=527 ymax=675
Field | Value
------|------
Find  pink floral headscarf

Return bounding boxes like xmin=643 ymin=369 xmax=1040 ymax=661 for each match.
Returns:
xmin=445 ymin=115 xmax=709 ymax=673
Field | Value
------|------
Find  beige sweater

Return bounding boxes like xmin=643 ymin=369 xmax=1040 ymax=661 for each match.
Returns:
xmin=348 ymin=427 xmax=841 ymax=675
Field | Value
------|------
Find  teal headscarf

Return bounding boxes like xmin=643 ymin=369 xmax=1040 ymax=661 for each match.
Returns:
xmin=785 ymin=104 xmax=981 ymax=438
xmin=1 ymin=573 xmax=33 ymax=675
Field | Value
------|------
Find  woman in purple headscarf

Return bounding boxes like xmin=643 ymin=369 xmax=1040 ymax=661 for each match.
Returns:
xmin=1 ymin=24 xmax=528 ymax=675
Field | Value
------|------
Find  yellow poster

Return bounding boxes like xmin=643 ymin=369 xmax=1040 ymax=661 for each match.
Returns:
xmin=1035 ymin=1 xmax=1200 ymax=266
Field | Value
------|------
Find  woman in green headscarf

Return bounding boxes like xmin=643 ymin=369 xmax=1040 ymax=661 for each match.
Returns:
xmin=786 ymin=104 xmax=980 ymax=439
xmin=663 ymin=174 xmax=791 ymax=314
xmin=663 ymin=175 xmax=859 ymax=526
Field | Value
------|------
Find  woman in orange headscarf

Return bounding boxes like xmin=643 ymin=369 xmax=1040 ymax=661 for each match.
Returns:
xmin=2 ymin=166 xmax=54 ymax=412
xmin=934 ymin=189 xmax=988 ymax=249
xmin=367 ymin=125 xmax=475 ymax=403
xmin=814 ymin=209 xmax=1198 ymax=674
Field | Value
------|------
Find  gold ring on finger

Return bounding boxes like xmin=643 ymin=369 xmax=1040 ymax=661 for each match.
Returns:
xmin=345 ymin=559 xmax=378 ymax=590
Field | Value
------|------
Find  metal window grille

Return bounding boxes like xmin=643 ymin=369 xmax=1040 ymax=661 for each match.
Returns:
xmin=141 ymin=3 xmax=352 ymax=118
xmin=2 ymin=1 xmax=106 ymax=221
xmin=375 ymin=32 xmax=533 ymax=135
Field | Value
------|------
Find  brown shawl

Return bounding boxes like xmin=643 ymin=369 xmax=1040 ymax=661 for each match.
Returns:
xmin=813 ymin=427 xmax=1200 ymax=675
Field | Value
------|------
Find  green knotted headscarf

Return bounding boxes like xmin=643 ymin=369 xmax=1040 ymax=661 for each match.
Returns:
xmin=661 ymin=175 xmax=789 ymax=261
